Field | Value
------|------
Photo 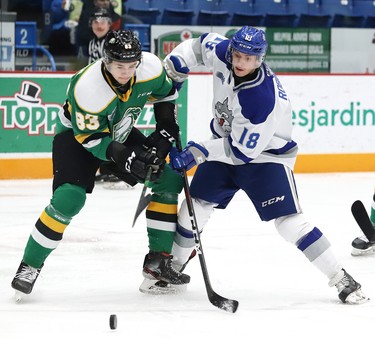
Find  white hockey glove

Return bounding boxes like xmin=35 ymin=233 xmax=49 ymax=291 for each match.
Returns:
xmin=163 ymin=55 xmax=189 ymax=91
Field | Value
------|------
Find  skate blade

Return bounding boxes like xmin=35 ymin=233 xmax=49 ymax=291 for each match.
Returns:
xmin=103 ymin=182 xmax=134 ymax=190
xmin=15 ymin=291 xmax=26 ymax=302
xmin=139 ymin=279 xmax=187 ymax=295
xmin=345 ymin=289 xmax=370 ymax=305
xmin=351 ymin=246 xmax=375 ymax=257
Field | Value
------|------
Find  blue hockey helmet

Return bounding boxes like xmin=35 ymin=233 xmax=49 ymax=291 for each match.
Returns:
xmin=225 ymin=26 xmax=268 ymax=65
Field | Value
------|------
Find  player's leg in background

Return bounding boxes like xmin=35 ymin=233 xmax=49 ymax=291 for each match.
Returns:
xmin=351 ymin=190 xmax=375 ymax=256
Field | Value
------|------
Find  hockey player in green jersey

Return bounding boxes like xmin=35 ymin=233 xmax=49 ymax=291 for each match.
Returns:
xmin=11 ymin=30 xmax=188 ymax=299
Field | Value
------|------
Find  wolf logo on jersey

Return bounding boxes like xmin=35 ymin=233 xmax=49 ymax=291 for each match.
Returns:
xmin=214 ymin=98 xmax=233 ymax=134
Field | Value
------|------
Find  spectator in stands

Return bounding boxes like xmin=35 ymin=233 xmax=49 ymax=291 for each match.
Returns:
xmin=48 ymin=0 xmax=78 ymax=55
xmin=76 ymin=0 xmax=122 ymax=59
xmin=50 ymin=0 xmax=69 ymax=31
xmin=87 ymin=7 xmax=112 ymax=64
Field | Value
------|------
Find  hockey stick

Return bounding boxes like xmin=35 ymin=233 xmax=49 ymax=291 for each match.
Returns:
xmin=132 ymin=148 xmax=157 ymax=228
xmin=176 ymin=136 xmax=239 ymax=313
xmin=351 ymin=200 xmax=375 ymax=242
xmin=132 ymin=167 xmax=152 ymax=228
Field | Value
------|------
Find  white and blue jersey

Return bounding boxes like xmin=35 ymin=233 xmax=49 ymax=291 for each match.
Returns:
xmin=168 ymin=33 xmax=350 ymax=292
xmin=170 ymin=32 xmax=297 ymax=169
xmin=167 ymin=32 xmax=302 ymax=221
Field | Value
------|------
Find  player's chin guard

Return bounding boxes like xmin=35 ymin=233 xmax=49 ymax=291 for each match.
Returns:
xmin=225 ymin=26 xmax=268 ymax=67
xmin=103 ymin=30 xmax=142 ymax=64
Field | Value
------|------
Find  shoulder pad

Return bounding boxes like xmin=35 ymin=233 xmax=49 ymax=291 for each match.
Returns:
xmin=74 ymin=61 xmax=116 ymax=113
xmin=201 ymin=32 xmax=227 ymax=44
xmin=136 ymin=52 xmax=164 ymax=82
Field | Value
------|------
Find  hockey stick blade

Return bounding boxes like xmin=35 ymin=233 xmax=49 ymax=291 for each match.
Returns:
xmin=197 ymin=247 xmax=239 ymax=313
xmin=209 ymin=290 xmax=239 ymax=313
xmin=132 ymin=193 xmax=152 ymax=227
xmin=351 ymin=200 xmax=375 ymax=242
xmin=132 ymin=167 xmax=153 ymax=228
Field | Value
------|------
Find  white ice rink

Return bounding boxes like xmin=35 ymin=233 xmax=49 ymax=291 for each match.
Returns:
xmin=1 ymin=172 xmax=375 ymax=339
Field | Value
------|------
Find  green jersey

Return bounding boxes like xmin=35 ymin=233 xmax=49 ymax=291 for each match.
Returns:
xmin=56 ymin=52 xmax=177 ymax=160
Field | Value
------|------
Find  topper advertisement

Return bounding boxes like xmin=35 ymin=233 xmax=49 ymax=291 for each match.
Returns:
xmin=0 ymin=73 xmax=187 ymax=178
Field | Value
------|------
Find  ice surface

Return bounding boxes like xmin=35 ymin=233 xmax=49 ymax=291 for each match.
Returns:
xmin=1 ymin=173 xmax=375 ymax=338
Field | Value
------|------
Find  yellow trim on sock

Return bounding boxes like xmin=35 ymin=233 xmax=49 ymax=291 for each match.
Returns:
xmin=147 ymin=201 xmax=177 ymax=214
xmin=39 ymin=211 xmax=68 ymax=234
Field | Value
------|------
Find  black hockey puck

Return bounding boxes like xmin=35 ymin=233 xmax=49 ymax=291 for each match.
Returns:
xmin=109 ymin=314 xmax=117 ymax=330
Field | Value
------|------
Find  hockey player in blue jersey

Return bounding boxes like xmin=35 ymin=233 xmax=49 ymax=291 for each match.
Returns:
xmin=164 ymin=26 xmax=368 ymax=304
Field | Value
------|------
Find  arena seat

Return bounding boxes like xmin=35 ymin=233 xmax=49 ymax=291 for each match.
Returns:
xmin=230 ymin=12 xmax=265 ymax=27
xmin=331 ymin=14 xmax=365 ymax=27
xmin=127 ymin=8 xmax=161 ymax=25
xmin=363 ymin=15 xmax=375 ymax=28
xmin=297 ymin=13 xmax=332 ymax=28
xmin=263 ymin=13 xmax=298 ymax=27
xmin=352 ymin=0 xmax=375 ymax=16
xmin=197 ymin=9 xmax=230 ymax=26
xmin=161 ymin=8 xmax=195 ymax=25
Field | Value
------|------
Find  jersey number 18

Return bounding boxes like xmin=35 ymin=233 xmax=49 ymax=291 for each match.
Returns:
xmin=238 ymin=128 xmax=260 ymax=149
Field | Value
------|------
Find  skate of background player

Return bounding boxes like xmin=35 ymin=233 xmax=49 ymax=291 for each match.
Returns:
xmin=352 ymin=200 xmax=375 ymax=241
xmin=1 ymin=172 xmax=375 ymax=338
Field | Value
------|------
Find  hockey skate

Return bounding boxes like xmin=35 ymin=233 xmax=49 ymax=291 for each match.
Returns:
xmin=140 ymin=252 xmax=190 ymax=295
xmin=329 ymin=269 xmax=369 ymax=304
xmin=11 ymin=261 xmax=43 ymax=301
xmin=103 ymin=180 xmax=134 ymax=190
xmin=96 ymin=173 xmax=134 ymax=190
xmin=142 ymin=252 xmax=190 ymax=284
xmin=351 ymin=235 xmax=375 ymax=256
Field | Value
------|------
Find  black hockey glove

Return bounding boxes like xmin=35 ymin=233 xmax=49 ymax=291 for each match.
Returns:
xmin=107 ymin=141 xmax=165 ymax=183
xmin=144 ymin=127 xmax=178 ymax=160
xmin=144 ymin=102 xmax=180 ymax=159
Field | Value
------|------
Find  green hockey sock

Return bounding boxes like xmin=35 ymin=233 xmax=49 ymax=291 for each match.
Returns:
xmin=23 ymin=235 xmax=53 ymax=268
